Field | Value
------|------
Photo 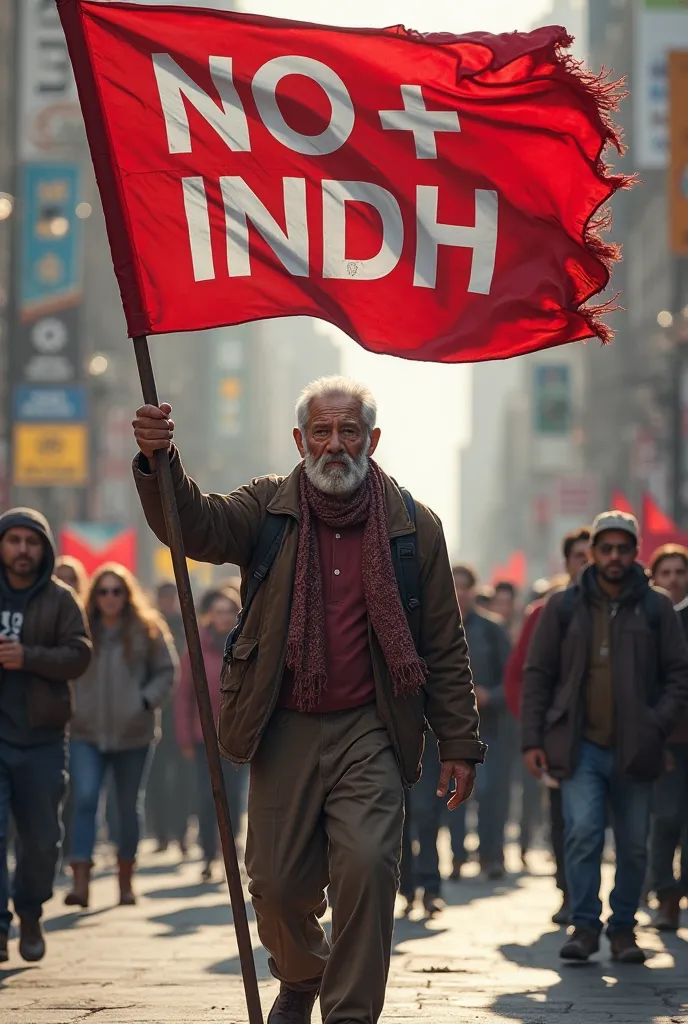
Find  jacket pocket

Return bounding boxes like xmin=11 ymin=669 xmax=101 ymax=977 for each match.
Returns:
xmin=622 ymin=709 xmax=665 ymax=782
xmin=221 ymin=636 xmax=258 ymax=694
xmin=543 ymin=704 xmax=572 ymax=776
xmin=26 ymin=677 xmax=73 ymax=730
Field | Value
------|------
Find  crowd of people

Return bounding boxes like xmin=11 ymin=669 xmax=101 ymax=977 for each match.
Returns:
xmin=0 ymin=374 xmax=686 ymax=1024
xmin=0 ymin=520 xmax=251 ymax=962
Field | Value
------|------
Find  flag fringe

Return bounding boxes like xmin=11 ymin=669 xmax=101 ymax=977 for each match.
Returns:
xmin=552 ymin=38 xmax=636 ymax=345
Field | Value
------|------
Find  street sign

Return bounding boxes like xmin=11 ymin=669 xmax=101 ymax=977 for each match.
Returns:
xmin=14 ymin=385 xmax=86 ymax=422
xmin=13 ymin=423 xmax=88 ymax=486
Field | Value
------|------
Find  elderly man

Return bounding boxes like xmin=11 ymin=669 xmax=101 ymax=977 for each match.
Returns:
xmin=133 ymin=376 xmax=484 ymax=1024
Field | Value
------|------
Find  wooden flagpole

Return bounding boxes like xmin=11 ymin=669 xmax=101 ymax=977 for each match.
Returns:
xmin=133 ymin=335 xmax=264 ymax=1024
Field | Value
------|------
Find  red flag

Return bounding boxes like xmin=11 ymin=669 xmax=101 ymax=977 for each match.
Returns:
xmin=492 ymin=551 xmax=528 ymax=590
xmin=642 ymin=493 xmax=676 ymax=535
xmin=60 ymin=524 xmax=138 ymax=576
xmin=611 ymin=490 xmax=635 ymax=516
xmin=57 ymin=1 xmax=628 ymax=363
xmin=639 ymin=494 xmax=688 ymax=565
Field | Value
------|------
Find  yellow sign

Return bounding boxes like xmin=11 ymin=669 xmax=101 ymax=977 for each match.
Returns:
xmin=669 ymin=51 xmax=688 ymax=256
xmin=14 ymin=423 xmax=88 ymax=486
xmin=153 ymin=546 xmax=213 ymax=587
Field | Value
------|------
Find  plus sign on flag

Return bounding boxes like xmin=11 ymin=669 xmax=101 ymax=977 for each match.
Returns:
xmin=56 ymin=1 xmax=629 ymax=362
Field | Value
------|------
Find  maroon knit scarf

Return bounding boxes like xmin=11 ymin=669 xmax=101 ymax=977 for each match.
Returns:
xmin=285 ymin=460 xmax=427 ymax=711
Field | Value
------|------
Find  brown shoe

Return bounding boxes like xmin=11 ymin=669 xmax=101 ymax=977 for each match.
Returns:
xmin=117 ymin=858 xmax=136 ymax=906
xmin=0 ymin=932 xmax=8 ymax=964
xmin=64 ymin=862 xmax=91 ymax=908
xmin=560 ymin=927 xmax=600 ymax=961
xmin=18 ymin=918 xmax=45 ymax=962
xmin=654 ymin=891 xmax=681 ymax=932
xmin=267 ymin=983 xmax=318 ymax=1023
xmin=609 ymin=930 xmax=646 ymax=963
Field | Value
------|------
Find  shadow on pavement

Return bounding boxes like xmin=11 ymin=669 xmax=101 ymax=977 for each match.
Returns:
xmin=492 ymin=925 xmax=688 ymax=1023
xmin=0 ymin=966 xmax=34 ymax=986
xmin=148 ymin=898 xmax=256 ymax=937
xmin=143 ymin=881 xmax=225 ymax=900
xmin=43 ymin=906 xmax=113 ymax=933
xmin=208 ymin=944 xmax=272 ymax=978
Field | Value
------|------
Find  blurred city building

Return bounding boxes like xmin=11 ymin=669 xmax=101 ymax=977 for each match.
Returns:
xmin=459 ymin=0 xmax=688 ymax=581
xmin=0 ymin=0 xmax=341 ymax=585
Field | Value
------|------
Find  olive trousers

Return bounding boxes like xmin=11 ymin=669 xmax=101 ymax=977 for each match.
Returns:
xmin=246 ymin=703 xmax=404 ymax=1024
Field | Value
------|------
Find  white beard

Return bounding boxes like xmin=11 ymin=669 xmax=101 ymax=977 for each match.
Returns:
xmin=304 ymin=447 xmax=369 ymax=497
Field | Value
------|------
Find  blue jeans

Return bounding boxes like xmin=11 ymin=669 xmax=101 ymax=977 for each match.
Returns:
xmin=69 ymin=741 xmax=151 ymax=863
xmin=562 ymin=740 xmax=652 ymax=934
xmin=195 ymin=744 xmax=248 ymax=863
xmin=0 ymin=738 xmax=67 ymax=934
xmin=449 ymin=717 xmax=514 ymax=867
xmin=648 ymin=744 xmax=688 ymax=896
xmin=409 ymin=740 xmax=443 ymax=894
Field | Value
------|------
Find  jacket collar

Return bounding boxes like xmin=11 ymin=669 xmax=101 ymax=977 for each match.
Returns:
xmin=675 ymin=595 xmax=688 ymax=612
xmin=266 ymin=462 xmax=416 ymax=539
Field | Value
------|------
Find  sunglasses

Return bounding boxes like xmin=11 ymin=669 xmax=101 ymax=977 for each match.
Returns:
xmin=97 ymin=586 xmax=124 ymax=597
xmin=598 ymin=542 xmax=634 ymax=556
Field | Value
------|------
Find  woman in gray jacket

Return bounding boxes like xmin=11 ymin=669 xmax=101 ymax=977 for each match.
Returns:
xmin=64 ymin=563 xmax=177 ymax=908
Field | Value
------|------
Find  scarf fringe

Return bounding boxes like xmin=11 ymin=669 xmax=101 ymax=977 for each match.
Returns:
xmin=390 ymin=660 xmax=428 ymax=699
xmin=287 ymin=638 xmax=328 ymax=711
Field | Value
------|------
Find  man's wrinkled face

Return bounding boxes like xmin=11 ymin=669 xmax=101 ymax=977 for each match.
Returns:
xmin=0 ymin=527 xmax=44 ymax=581
xmin=294 ymin=394 xmax=381 ymax=497
xmin=592 ymin=529 xmax=637 ymax=584
xmin=565 ymin=539 xmax=590 ymax=580
xmin=653 ymin=555 xmax=688 ymax=606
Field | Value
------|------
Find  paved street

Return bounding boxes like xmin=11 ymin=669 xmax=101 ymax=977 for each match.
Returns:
xmin=2 ymin=839 xmax=687 ymax=1024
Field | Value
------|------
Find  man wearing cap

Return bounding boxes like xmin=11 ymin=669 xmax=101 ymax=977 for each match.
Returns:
xmin=521 ymin=511 xmax=688 ymax=963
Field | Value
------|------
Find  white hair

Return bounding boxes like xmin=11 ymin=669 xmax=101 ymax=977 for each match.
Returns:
xmin=295 ymin=376 xmax=377 ymax=436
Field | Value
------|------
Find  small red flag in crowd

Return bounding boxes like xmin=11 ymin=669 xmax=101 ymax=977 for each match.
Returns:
xmin=57 ymin=1 xmax=629 ymax=363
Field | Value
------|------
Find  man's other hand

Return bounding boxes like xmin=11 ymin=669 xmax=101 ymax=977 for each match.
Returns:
xmin=0 ymin=638 xmax=24 ymax=670
xmin=437 ymin=760 xmax=476 ymax=811
xmin=132 ymin=403 xmax=175 ymax=458
xmin=524 ymin=748 xmax=548 ymax=779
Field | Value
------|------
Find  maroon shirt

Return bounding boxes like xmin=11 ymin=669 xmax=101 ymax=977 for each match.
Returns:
xmin=279 ymin=518 xmax=376 ymax=713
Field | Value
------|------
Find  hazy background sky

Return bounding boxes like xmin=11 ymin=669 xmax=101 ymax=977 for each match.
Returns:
xmin=237 ymin=0 xmax=554 ymax=549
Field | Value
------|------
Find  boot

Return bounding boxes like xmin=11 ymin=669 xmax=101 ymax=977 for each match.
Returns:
xmin=267 ymin=984 xmax=319 ymax=1024
xmin=64 ymin=862 xmax=91 ymax=908
xmin=560 ymin=927 xmax=600 ymax=961
xmin=609 ymin=930 xmax=646 ymax=963
xmin=654 ymin=891 xmax=681 ymax=932
xmin=117 ymin=857 xmax=136 ymax=906
xmin=18 ymin=918 xmax=46 ymax=962
xmin=0 ymin=932 xmax=8 ymax=964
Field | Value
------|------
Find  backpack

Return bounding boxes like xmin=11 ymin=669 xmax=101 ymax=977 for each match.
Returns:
xmin=224 ymin=487 xmax=421 ymax=660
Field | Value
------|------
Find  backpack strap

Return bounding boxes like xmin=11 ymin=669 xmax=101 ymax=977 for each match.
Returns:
xmin=224 ymin=513 xmax=287 ymax=658
xmin=392 ymin=487 xmax=421 ymax=649
xmin=557 ymin=584 xmax=579 ymax=637
xmin=643 ymin=587 xmax=663 ymax=631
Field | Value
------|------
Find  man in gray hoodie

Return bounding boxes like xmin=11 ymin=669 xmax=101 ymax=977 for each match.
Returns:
xmin=0 ymin=509 xmax=91 ymax=963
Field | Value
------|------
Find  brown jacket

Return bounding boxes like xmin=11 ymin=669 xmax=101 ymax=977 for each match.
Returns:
xmin=133 ymin=449 xmax=485 ymax=785
xmin=21 ymin=580 xmax=93 ymax=733
xmin=0 ymin=507 xmax=92 ymax=745
xmin=521 ymin=564 xmax=688 ymax=781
